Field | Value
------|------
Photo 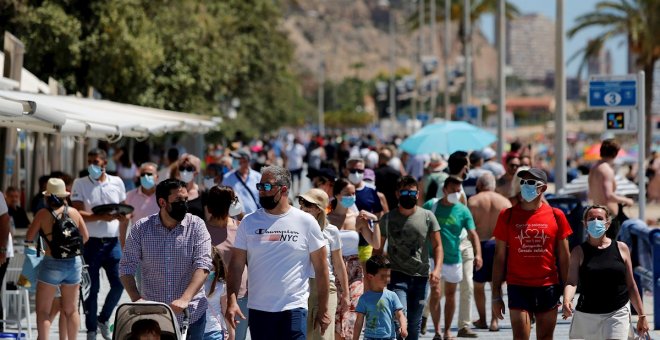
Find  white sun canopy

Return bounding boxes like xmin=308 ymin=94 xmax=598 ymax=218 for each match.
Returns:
xmin=0 ymin=90 xmax=219 ymax=139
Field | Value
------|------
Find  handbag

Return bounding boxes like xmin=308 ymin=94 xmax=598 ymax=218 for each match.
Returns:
xmin=17 ymin=244 xmax=44 ymax=293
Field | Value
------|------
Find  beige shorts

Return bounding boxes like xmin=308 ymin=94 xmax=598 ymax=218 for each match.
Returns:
xmin=569 ymin=303 xmax=631 ymax=340
xmin=442 ymin=263 xmax=463 ymax=284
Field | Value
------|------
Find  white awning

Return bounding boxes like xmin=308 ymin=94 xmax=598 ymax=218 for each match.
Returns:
xmin=0 ymin=90 xmax=219 ymax=139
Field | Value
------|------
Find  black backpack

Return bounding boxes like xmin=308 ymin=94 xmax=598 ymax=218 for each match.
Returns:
xmin=40 ymin=206 xmax=84 ymax=259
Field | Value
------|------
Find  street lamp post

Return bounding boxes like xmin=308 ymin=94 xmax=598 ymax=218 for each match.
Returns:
xmin=444 ymin=0 xmax=451 ymax=120
xmin=430 ymin=0 xmax=437 ymax=119
xmin=389 ymin=2 xmax=397 ymax=123
xmin=496 ymin=0 xmax=506 ymax=161
xmin=555 ymin=0 xmax=567 ymax=191
xmin=463 ymin=0 xmax=471 ymax=108
xmin=318 ymin=57 xmax=325 ymax=136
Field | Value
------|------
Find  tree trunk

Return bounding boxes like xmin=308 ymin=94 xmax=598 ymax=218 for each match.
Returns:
xmin=644 ymin=61 xmax=655 ymax=157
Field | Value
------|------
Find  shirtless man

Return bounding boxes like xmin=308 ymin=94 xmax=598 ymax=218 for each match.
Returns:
xmin=588 ymin=139 xmax=634 ymax=239
xmin=467 ymin=173 xmax=512 ymax=331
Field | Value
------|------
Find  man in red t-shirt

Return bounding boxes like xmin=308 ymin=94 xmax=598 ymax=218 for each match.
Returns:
xmin=491 ymin=168 xmax=572 ymax=340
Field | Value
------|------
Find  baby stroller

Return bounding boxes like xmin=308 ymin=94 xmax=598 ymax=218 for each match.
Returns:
xmin=112 ymin=302 xmax=189 ymax=340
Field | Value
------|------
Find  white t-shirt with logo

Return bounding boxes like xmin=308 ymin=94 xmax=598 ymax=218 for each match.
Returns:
xmin=309 ymin=224 xmax=341 ymax=281
xmin=234 ymin=207 xmax=326 ymax=312
xmin=0 ymin=194 xmax=13 ymax=258
xmin=71 ymin=175 xmax=127 ymax=238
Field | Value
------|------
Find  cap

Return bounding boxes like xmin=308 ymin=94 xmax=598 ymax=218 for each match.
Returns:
xmin=364 ymin=168 xmax=375 ymax=182
xmin=230 ymin=149 xmax=251 ymax=160
xmin=482 ymin=147 xmax=496 ymax=160
xmin=298 ymin=188 xmax=329 ymax=211
xmin=517 ymin=168 xmax=548 ymax=183
xmin=307 ymin=167 xmax=337 ymax=181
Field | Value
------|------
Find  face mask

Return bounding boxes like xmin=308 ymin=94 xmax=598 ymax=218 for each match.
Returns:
xmin=47 ymin=195 xmax=64 ymax=208
xmin=447 ymin=192 xmax=461 ymax=204
xmin=520 ymin=184 xmax=540 ymax=202
xmin=586 ymin=219 xmax=607 ymax=238
xmin=229 ymin=200 xmax=242 ymax=216
xmin=203 ymin=177 xmax=216 ymax=189
xmin=140 ymin=175 xmax=155 ymax=190
xmin=348 ymin=173 xmax=363 ymax=185
xmin=259 ymin=190 xmax=281 ymax=210
xmin=88 ymin=164 xmax=103 ymax=180
xmin=340 ymin=195 xmax=356 ymax=208
xmin=399 ymin=196 xmax=417 ymax=209
xmin=167 ymin=200 xmax=188 ymax=222
xmin=180 ymin=170 xmax=195 ymax=183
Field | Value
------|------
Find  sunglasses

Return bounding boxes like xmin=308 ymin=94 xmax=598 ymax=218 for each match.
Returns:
xmin=140 ymin=173 xmax=154 ymax=177
xmin=179 ymin=166 xmax=195 ymax=172
xmin=256 ymin=183 xmax=281 ymax=191
xmin=399 ymin=190 xmax=418 ymax=197
xmin=349 ymin=169 xmax=365 ymax=174
xmin=298 ymin=198 xmax=316 ymax=209
xmin=520 ymin=179 xmax=543 ymax=186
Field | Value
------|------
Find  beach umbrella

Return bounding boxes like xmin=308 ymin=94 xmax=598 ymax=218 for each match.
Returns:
xmin=400 ymin=121 xmax=496 ymax=155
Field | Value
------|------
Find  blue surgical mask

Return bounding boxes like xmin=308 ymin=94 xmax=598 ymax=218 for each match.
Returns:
xmin=586 ymin=219 xmax=607 ymax=238
xmin=340 ymin=195 xmax=356 ymax=208
xmin=88 ymin=164 xmax=103 ymax=180
xmin=520 ymin=184 xmax=540 ymax=202
xmin=140 ymin=175 xmax=155 ymax=190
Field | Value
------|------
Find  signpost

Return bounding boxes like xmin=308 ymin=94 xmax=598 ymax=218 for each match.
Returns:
xmin=588 ymin=73 xmax=646 ymax=220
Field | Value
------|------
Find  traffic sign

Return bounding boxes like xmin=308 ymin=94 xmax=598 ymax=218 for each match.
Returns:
xmin=456 ymin=105 xmax=481 ymax=126
xmin=588 ymin=74 xmax=637 ymax=108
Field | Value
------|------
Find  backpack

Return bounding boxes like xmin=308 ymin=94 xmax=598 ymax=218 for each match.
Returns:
xmin=40 ymin=206 xmax=84 ymax=259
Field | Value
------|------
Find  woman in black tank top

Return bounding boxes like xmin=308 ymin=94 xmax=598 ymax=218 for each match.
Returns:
xmin=562 ymin=205 xmax=649 ymax=338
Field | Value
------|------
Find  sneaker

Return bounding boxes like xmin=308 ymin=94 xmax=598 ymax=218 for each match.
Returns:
xmin=86 ymin=332 xmax=96 ymax=340
xmin=98 ymin=321 xmax=112 ymax=340
xmin=432 ymin=334 xmax=443 ymax=340
xmin=420 ymin=316 xmax=428 ymax=335
xmin=457 ymin=327 xmax=479 ymax=338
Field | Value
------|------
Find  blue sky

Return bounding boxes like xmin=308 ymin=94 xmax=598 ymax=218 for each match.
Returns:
xmin=479 ymin=0 xmax=628 ymax=77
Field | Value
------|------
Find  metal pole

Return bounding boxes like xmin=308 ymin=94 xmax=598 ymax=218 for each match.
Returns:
xmin=410 ymin=0 xmax=417 ymax=119
xmin=463 ymin=0 xmax=471 ymax=107
xmin=496 ymin=0 xmax=506 ymax=161
xmin=318 ymin=57 xmax=325 ymax=136
xmin=444 ymin=0 xmax=450 ymax=120
xmin=638 ymin=71 xmax=646 ymax=220
xmin=389 ymin=7 xmax=397 ymax=123
xmin=554 ymin=0 xmax=567 ymax=191
xmin=430 ymin=0 xmax=437 ymax=119
xmin=419 ymin=0 xmax=426 ymax=114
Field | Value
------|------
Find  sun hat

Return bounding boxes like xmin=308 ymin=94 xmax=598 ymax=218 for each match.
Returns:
xmin=43 ymin=178 xmax=70 ymax=197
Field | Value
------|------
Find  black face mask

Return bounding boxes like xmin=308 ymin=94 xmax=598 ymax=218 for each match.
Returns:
xmin=47 ymin=195 xmax=64 ymax=208
xmin=259 ymin=190 xmax=281 ymax=210
xmin=168 ymin=201 xmax=188 ymax=222
xmin=399 ymin=196 xmax=417 ymax=209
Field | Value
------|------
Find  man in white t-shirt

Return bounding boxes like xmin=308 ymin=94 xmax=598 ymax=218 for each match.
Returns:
xmin=0 ymin=191 xmax=13 ymax=331
xmin=285 ymin=139 xmax=307 ymax=196
xmin=71 ymin=148 xmax=129 ymax=340
xmin=226 ymin=165 xmax=330 ymax=340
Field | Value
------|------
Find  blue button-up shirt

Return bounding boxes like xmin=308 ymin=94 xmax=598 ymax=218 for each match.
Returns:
xmin=119 ymin=212 xmax=212 ymax=324
xmin=222 ymin=169 xmax=262 ymax=214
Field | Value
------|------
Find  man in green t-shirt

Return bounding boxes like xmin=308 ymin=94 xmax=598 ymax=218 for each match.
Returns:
xmin=423 ymin=176 xmax=482 ymax=340
xmin=376 ymin=176 xmax=443 ymax=340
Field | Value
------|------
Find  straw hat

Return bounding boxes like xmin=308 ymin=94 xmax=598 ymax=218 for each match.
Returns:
xmin=43 ymin=178 xmax=70 ymax=197
xmin=298 ymin=188 xmax=329 ymax=211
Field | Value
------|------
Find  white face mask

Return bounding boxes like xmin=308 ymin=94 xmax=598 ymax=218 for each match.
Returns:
xmin=228 ymin=200 xmax=242 ymax=216
xmin=447 ymin=192 xmax=461 ymax=204
xmin=203 ymin=177 xmax=216 ymax=189
xmin=180 ymin=170 xmax=195 ymax=183
xmin=348 ymin=173 xmax=364 ymax=185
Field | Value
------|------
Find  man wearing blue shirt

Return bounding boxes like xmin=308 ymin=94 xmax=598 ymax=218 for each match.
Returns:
xmin=222 ymin=150 xmax=262 ymax=215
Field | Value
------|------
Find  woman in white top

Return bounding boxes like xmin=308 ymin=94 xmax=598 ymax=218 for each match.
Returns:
xmin=298 ymin=188 xmax=350 ymax=340
xmin=327 ymin=178 xmax=380 ymax=340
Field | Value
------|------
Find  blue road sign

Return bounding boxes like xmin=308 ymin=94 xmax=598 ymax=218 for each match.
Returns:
xmin=588 ymin=75 xmax=637 ymax=108
xmin=456 ymin=105 xmax=481 ymax=126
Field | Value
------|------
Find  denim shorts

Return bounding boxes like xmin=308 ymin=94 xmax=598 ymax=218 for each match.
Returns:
xmin=38 ymin=256 xmax=82 ymax=286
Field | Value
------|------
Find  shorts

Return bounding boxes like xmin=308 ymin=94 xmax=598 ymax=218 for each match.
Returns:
xmin=290 ymin=168 xmax=303 ymax=180
xmin=507 ymin=284 xmax=561 ymax=314
xmin=473 ymin=240 xmax=495 ymax=283
xmin=38 ymin=256 xmax=82 ymax=286
xmin=442 ymin=263 xmax=463 ymax=283
xmin=569 ymin=304 xmax=631 ymax=340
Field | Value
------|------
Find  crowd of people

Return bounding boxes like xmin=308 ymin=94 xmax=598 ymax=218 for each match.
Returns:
xmin=0 ymin=133 xmax=652 ymax=340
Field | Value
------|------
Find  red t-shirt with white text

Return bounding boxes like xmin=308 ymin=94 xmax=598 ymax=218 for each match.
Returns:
xmin=493 ymin=203 xmax=572 ymax=287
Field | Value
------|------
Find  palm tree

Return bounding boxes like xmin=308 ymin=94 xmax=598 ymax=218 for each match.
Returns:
xmin=568 ymin=0 xmax=660 ymax=155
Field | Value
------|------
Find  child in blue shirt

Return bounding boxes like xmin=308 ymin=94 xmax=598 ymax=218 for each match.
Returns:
xmin=354 ymin=255 xmax=408 ymax=340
